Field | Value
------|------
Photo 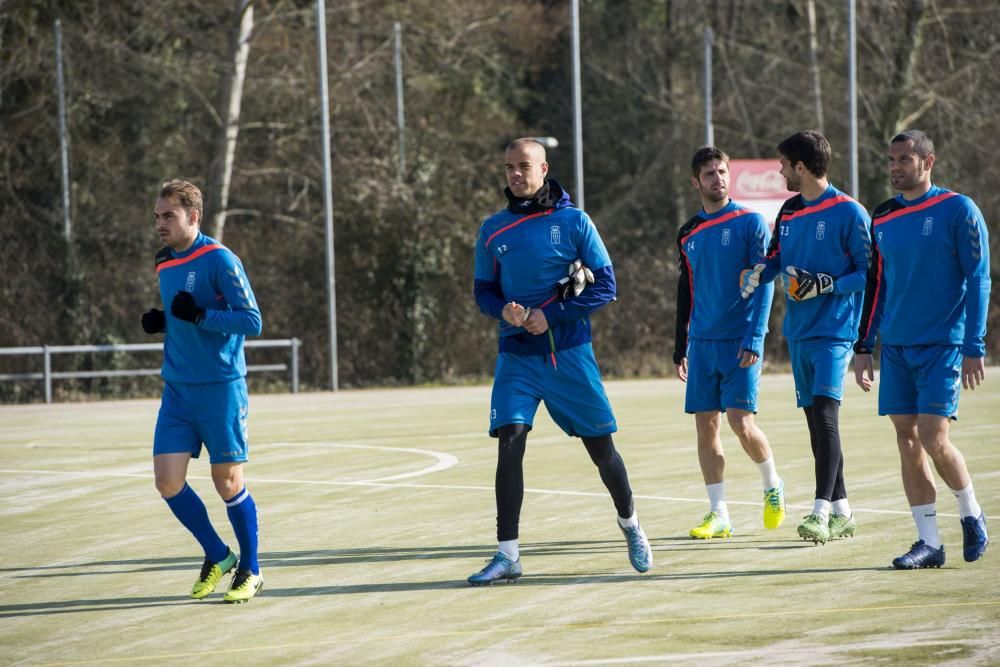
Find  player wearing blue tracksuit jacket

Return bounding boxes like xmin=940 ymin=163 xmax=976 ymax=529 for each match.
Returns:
xmin=741 ymin=131 xmax=870 ymax=544
xmin=674 ymin=146 xmax=785 ymax=543
xmin=853 ymin=131 xmax=989 ymax=570
xmin=466 ymin=138 xmax=651 ymax=586
xmin=142 ymin=179 xmax=264 ymax=603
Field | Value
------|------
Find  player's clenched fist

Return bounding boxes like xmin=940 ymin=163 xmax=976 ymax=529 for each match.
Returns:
xmin=502 ymin=302 xmax=530 ymax=328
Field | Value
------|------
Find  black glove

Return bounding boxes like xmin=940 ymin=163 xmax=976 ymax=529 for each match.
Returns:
xmin=141 ymin=308 xmax=165 ymax=334
xmin=170 ymin=291 xmax=205 ymax=324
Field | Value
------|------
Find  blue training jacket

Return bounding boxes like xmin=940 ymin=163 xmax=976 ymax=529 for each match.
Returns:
xmin=856 ymin=185 xmax=990 ymax=356
xmin=155 ymin=232 xmax=263 ymax=383
xmin=756 ymin=184 xmax=871 ymax=342
xmin=473 ymin=179 xmax=616 ymax=357
xmin=674 ymin=199 xmax=774 ymax=363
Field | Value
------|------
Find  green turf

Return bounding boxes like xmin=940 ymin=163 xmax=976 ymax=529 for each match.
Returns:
xmin=1 ymin=374 xmax=998 ymax=665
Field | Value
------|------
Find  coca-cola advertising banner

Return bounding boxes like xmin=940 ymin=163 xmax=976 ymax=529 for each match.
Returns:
xmin=728 ymin=159 xmax=793 ymax=227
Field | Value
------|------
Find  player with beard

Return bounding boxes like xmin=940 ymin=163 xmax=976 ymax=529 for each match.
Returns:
xmin=854 ymin=130 xmax=990 ymax=569
xmin=740 ymin=131 xmax=871 ymax=545
xmin=674 ymin=146 xmax=786 ymax=540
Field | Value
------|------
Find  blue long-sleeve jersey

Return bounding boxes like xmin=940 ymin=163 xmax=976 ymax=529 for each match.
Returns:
xmin=155 ymin=232 xmax=263 ymax=383
xmin=674 ymin=200 xmax=774 ymax=363
xmin=757 ymin=184 xmax=871 ymax=342
xmin=856 ymin=185 xmax=990 ymax=356
xmin=473 ymin=179 xmax=616 ymax=356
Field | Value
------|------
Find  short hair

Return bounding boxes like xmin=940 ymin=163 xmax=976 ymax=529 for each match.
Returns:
xmin=891 ymin=130 xmax=935 ymax=159
xmin=777 ymin=130 xmax=831 ymax=178
xmin=690 ymin=146 xmax=729 ymax=177
xmin=505 ymin=137 xmax=547 ymax=160
xmin=159 ymin=179 xmax=203 ymax=217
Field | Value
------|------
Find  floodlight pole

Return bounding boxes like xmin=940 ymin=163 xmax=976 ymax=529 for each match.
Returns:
xmin=703 ymin=26 xmax=714 ymax=146
xmin=847 ymin=0 xmax=858 ymax=199
xmin=570 ymin=0 xmax=584 ymax=210
xmin=394 ymin=22 xmax=405 ymax=182
xmin=316 ymin=0 xmax=338 ymax=391
xmin=55 ymin=20 xmax=71 ymax=241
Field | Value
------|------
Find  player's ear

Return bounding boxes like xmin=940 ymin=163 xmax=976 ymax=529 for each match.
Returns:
xmin=540 ymin=161 xmax=549 ymax=177
xmin=923 ymin=153 xmax=935 ymax=171
xmin=189 ymin=208 xmax=202 ymax=226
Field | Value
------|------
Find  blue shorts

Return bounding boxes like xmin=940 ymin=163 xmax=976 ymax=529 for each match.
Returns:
xmin=879 ymin=344 xmax=962 ymax=418
xmin=153 ymin=379 xmax=250 ymax=464
xmin=489 ymin=343 xmax=617 ymax=438
xmin=788 ymin=338 xmax=853 ymax=408
xmin=684 ymin=338 xmax=760 ymax=414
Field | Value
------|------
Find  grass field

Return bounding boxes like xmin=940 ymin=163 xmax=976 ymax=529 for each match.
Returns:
xmin=1 ymin=373 xmax=998 ymax=666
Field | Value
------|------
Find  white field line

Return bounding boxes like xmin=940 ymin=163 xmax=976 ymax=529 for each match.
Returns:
xmin=0 ymin=435 xmax=939 ymax=520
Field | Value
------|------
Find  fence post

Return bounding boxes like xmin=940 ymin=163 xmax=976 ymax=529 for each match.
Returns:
xmin=291 ymin=338 xmax=300 ymax=393
xmin=43 ymin=345 xmax=52 ymax=403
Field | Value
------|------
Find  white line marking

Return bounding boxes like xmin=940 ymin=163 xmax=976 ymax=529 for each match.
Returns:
xmin=261 ymin=442 xmax=458 ymax=482
xmin=0 ymin=468 xmax=943 ymax=516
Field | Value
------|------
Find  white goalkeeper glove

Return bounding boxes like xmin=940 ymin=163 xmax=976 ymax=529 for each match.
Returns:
xmin=782 ymin=266 xmax=834 ymax=301
xmin=556 ymin=259 xmax=595 ymax=301
xmin=739 ymin=263 xmax=765 ymax=299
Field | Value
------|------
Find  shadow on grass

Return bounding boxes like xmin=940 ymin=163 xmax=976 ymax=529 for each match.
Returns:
xmin=0 ymin=562 xmax=894 ymax=618
xmin=3 ymin=536 xmax=824 ymax=581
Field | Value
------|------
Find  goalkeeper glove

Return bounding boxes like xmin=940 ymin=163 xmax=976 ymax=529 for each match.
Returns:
xmin=556 ymin=259 xmax=595 ymax=301
xmin=739 ymin=263 xmax=765 ymax=299
xmin=782 ymin=266 xmax=834 ymax=301
xmin=141 ymin=308 xmax=165 ymax=334
xmin=171 ymin=291 xmax=205 ymax=324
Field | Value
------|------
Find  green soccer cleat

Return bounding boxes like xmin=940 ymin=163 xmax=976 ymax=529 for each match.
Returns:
xmin=763 ymin=481 xmax=786 ymax=530
xmin=797 ymin=514 xmax=831 ymax=544
xmin=689 ymin=511 xmax=733 ymax=540
xmin=828 ymin=513 xmax=857 ymax=539
xmin=191 ymin=549 xmax=238 ymax=599
xmin=223 ymin=569 xmax=263 ymax=603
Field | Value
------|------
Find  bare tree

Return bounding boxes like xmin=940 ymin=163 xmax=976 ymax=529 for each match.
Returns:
xmin=204 ymin=0 xmax=254 ymax=242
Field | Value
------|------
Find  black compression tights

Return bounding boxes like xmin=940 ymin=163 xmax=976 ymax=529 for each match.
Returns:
xmin=804 ymin=396 xmax=847 ymax=502
xmin=494 ymin=425 xmax=635 ymax=541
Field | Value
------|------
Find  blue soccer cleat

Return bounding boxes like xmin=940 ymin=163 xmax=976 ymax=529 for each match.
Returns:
xmin=892 ymin=540 xmax=945 ymax=570
xmin=961 ymin=512 xmax=989 ymax=562
xmin=467 ymin=552 xmax=522 ymax=586
xmin=620 ymin=523 xmax=653 ymax=573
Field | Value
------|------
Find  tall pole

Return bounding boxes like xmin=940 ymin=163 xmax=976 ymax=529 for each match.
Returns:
xmin=54 ymin=20 xmax=71 ymax=241
xmin=316 ymin=0 xmax=338 ymax=391
xmin=570 ymin=0 xmax=584 ymax=210
xmin=394 ymin=22 xmax=405 ymax=181
xmin=847 ymin=0 xmax=858 ymax=198
xmin=703 ymin=26 xmax=714 ymax=146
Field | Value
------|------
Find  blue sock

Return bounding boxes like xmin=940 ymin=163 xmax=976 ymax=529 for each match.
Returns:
xmin=225 ymin=487 xmax=259 ymax=575
xmin=164 ymin=483 xmax=229 ymax=563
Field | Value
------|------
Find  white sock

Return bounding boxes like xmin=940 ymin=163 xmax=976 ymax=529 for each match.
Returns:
xmin=812 ymin=498 xmax=831 ymax=519
xmin=911 ymin=503 xmax=941 ymax=549
xmin=831 ymin=498 xmax=851 ymax=517
xmin=498 ymin=539 xmax=519 ymax=561
xmin=618 ymin=512 xmax=639 ymax=530
xmin=706 ymin=482 xmax=728 ymax=519
xmin=952 ymin=483 xmax=982 ymax=519
xmin=757 ymin=456 xmax=781 ymax=490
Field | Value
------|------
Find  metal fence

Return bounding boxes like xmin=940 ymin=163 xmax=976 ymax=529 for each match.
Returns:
xmin=0 ymin=339 xmax=301 ymax=403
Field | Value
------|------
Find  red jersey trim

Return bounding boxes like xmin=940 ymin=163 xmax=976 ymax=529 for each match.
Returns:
xmin=873 ymin=192 xmax=959 ymax=226
xmin=156 ymin=244 xmax=225 ymax=273
xmin=485 ymin=209 xmax=554 ymax=248
xmin=679 ymin=208 xmax=753 ymax=246
xmin=779 ymin=194 xmax=856 ymax=222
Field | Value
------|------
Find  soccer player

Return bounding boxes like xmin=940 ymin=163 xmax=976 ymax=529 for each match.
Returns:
xmin=141 ymin=179 xmax=264 ymax=602
xmin=740 ymin=131 xmax=871 ymax=544
xmin=854 ymin=130 xmax=990 ymax=569
xmin=674 ymin=146 xmax=785 ymax=540
xmin=468 ymin=138 xmax=652 ymax=585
